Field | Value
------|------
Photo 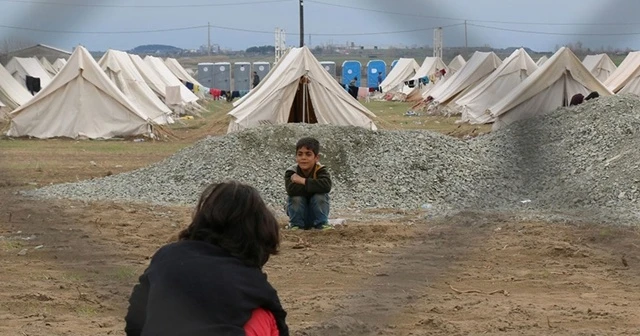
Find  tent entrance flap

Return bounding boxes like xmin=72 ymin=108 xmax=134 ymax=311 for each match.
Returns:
xmin=287 ymin=77 xmax=317 ymax=124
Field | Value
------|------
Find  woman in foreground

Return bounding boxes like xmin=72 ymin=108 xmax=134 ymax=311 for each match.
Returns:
xmin=124 ymin=181 xmax=288 ymax=336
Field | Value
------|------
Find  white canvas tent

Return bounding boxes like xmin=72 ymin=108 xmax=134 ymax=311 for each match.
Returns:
xmin=488 ymin=47 xmax=613 ymax=131
xmin=227 ymin=46 xmax=377 ymax=133
xmin=457 ymin=48 xmax=538 ymax=124
xmin=129 ymin=54 xmax=169 ymax=99
xmin=130 ymin=54 xmax=202 ymax=114
xmin=5 ymin=57 xmax=52 ymax=90
xmin=98 ymin=49 xmax=173 ymax=125
xmin=39 ymin=57 xmax=58 ymax=77
xmin=400 ymin=57 xmax=448 ymax=101
xmin=582 ymin=54 xmax=616 ymax=83
xmin=448 ymin=55 xmax=466 ymax=74
xmin=0 ymin=63 xmax=33 ymax=110
xmin=164 ymin=58 xmax=205 ymax=94
xmin=7 ymin=46 xmax=156 ymax=139
xmin=426 ymin=51 xmax=502 ymax=107
xmin=603 ymin=51 xmax=640 ymax=93
xmin=378 ymin=58 xmax=419 ymax=93
xmin=53 ymin=58 xmax=67 ymax=72
xmin=144 ymin=56 xmax=200 ymax=105
xmin=536 ymin=56 xmax=549 ymax=66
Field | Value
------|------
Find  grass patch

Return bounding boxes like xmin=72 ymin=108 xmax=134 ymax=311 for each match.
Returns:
xmin=74 ymin=304 xmax=98 ymax=317
xmin=0 ymin=240 xmax=23 ymax=252
xmin=110 ymin=266 xmax=139 ymax=282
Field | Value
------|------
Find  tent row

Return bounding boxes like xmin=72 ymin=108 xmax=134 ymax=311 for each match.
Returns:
xmin=408 ymin=48 xmax=619 ymax=130
xmin=4 ymin=46 xmax=208 ymax=139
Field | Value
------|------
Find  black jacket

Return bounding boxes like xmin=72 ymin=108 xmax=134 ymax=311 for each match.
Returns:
xmin=284 ymin=163 xmax=332 ymax=198
xmin=125 ymin=240 xmax=289 ymax=336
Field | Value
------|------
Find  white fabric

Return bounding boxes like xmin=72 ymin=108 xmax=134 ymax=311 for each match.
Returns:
xmin=144 ymin=56 xmax=199 ymax=104
xmin=379 ymin=58 xmax=419 ymax=93
xmin=582 ymin=54 xmax=617 ymax=83
xmin=165 ymin=86 xmax=182 ymax=106
xmin=0 ymin=63 xmax=33 ymax=110
xmin=52 ymin=58 xmax=67 ymax=72
xmin=164 ymin=58 xmax=205 ymax=98
xmin=489 ymin=47 xmax=613 ymax=130
xmin=227 ymin=46 xmax=377 ymax=133
xmin=5 ymin=57 xmax=52 ymax=89
xmin=98 ymin=49 xmax=173 ymax=125
xmin=129 ymin=54 xmax=169 ymax=99
xmin=457 ymin=48 xmax=538 ymax=124
xmin=618 ymin=76 xmax=640 ymax=95
xmin=7 ymin=46 xmax=152 ymax=139
xmin=536 ymin=56 xmax=548 ymax=66
xmin=448 ymin=55 xmax=466 ymax=74
xmin=604 ymin=51 xmax=640 ymax=93
xmin=400 ymin=57 xmax=448 ymax=95
xmin=165 ymin=58 xmax=202 ymax=87
xmin=427 ymin=51 xmax=502 ymax=106
xmin=39 ymin=57 xmax=58 ymax=77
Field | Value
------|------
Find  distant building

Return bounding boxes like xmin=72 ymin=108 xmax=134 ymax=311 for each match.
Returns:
xmin=1 ymin=44 xmax=72 ymax=64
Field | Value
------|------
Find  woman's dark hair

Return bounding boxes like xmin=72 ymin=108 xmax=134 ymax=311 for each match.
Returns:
xmin=178 ymin=181 xmax=280 ymax=267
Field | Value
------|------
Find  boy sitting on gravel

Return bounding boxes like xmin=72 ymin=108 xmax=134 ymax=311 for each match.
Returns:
xmin=285 ymin=137 xmax=332 ymax=230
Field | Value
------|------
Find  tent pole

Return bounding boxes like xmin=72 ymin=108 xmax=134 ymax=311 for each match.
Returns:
xmin=302 ymin=77 xmax=307 ymax=123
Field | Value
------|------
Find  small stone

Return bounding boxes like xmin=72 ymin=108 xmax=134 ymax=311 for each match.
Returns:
xmin=17 ymin=249 xmax=28 ymax=256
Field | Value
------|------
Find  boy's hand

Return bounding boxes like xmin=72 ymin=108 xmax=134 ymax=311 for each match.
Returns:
xmin=291 ymin=173 xmax=306 ymax=185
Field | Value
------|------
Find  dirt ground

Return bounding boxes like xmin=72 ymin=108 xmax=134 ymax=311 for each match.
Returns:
xmin=1 ymin=104 xmax=639 ymax=335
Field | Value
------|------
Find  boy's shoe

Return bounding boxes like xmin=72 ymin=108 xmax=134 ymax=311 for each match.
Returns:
xmin=286 ymin=224 xmax=301 ymax=230
xmin=314 ymin=223 xmax=334 ymax=231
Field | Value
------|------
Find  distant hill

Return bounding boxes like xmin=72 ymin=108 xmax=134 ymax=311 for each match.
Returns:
xmin=129 ymin=44 xmax=185 ymax=55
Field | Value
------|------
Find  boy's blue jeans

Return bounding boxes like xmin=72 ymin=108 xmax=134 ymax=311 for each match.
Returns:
xmin=287 ymin=194 xmax=330 ymax=229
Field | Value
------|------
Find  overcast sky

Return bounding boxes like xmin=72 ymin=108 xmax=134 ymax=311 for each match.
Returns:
xmin=0 ymin=0 xmax=639 ymax=52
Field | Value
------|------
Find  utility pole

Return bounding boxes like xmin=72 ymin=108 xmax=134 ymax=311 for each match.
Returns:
xmin=299 ymin=0 xmax=304 ymax=47
xmin=464 ymin=20 xmax=468 ymax=57
xmin=207 ymin=22 xmax=211 ymax=56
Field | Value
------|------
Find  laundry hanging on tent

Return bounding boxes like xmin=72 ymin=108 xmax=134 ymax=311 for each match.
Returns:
xmin=25 ymin=76 xmax=41 ymax=95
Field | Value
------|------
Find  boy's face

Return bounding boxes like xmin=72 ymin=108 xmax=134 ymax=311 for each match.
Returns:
xmin=296 ymin=146 xmax=318 ymax=171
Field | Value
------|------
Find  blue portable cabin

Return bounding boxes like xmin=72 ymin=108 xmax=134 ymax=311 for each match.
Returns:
xmin=341 ymin=60 xmax=361 ymax=88
xmin=391 ymin=59 xmax=399 ymax=69
xmin=366 ymin=60 xmax=386 ymax=89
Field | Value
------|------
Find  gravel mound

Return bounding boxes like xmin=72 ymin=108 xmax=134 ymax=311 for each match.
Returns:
xmin=27 ymin=124 xmax=477 ymax=211
xmin=465 ymin=94 xmax=640 ymax=222
xmin=26 ymin=94 xmax=640 ymax=223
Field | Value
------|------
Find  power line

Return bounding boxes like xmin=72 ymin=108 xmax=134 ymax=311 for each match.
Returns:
xmin=0 ymin=0 xmax=293 ymax=8
xmin=469 ymin=23 xmax=640 ymax=36
xmin=307 ymin=0 xmax=640 ymax=27
xmin=0 ymin=22 xmax=463 ymax=36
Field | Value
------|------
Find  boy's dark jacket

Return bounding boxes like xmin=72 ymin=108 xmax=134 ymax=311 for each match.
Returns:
xmin=284 ymin=163 xmax=332 ymax=197
xmin=124 ymin=240 xmax=289 ymax=336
